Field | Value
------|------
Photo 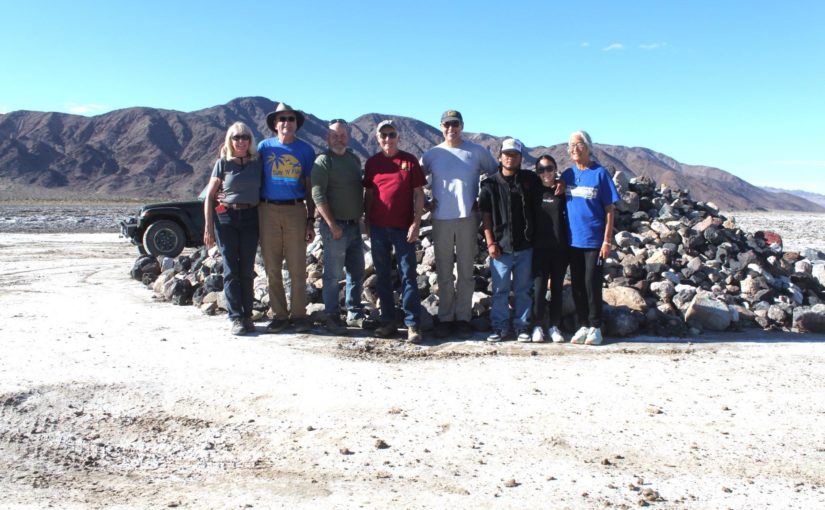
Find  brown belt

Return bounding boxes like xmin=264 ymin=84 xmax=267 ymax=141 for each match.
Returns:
xmin=221 ymin=202 xmax=256 ymax=210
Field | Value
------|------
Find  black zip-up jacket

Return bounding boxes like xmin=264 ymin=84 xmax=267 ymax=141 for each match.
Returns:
xmin=478 ymin=169 xmax=541 ymax=253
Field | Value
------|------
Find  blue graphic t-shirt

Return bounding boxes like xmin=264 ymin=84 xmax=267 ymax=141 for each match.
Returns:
xmin=258 ymin=137 xmax=316 ymax=200
xmin=560 ymin=163 xmax=620 ymax=249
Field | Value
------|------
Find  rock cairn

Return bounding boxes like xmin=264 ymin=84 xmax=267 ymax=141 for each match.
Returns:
xmin=129 ymin=173 xmax=825 ymax=336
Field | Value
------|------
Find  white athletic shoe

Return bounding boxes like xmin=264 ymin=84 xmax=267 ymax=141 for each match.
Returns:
xmin=570 ymin=326 xmax=589 ymax=345
xmin=531 ymin=326 xmax=545 ymax=343
xmin=585 ymin=327 xmax=603 ymax=346
xmin=548 ymin=326 xmax=565 ymax=343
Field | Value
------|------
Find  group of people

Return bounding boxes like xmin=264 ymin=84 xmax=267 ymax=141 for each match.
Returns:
xmin=203 ymin=103 xmax=619 ymax=346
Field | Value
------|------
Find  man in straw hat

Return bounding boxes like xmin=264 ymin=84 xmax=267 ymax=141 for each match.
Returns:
xmin=258 ymin=102 xmax=316 ymax=333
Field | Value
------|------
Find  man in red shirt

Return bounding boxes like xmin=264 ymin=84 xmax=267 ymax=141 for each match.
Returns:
xmin=364 ymin=120 xmax=426 ymax=343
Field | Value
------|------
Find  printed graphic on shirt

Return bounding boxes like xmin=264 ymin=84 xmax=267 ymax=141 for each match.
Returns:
xmin=566 ymin=185 xmax=598 ymax=200
xmin=268 ymin=153 xmax=302 ymax=179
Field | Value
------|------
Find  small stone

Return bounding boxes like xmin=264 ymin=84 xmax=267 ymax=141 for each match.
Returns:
xmin=375 ymin=439 xmax=390 ymax=449
xmin=503 ymin=479 xmax=518 ymax=488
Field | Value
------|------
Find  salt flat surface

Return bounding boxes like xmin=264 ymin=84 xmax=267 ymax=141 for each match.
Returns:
xmin=725 ymin=210 xmax=825 ymax=253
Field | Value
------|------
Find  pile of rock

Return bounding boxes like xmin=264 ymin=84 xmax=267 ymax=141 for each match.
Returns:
xmin=129 ymin=173 xmax=825 ymax=336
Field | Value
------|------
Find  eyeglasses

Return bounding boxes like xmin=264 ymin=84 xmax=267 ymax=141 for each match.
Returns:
xmin=328 ymin=118 xmax=347 ymax=126
xmin=536 ymin=165 xmax=556 ymax=173
xmin=378 ymin=131 xmax=398 ymax=139
xmin=277 ymin=116 xmax=296 ymax=123
xmin=443 ymin=121 xmax=461 ymax=129
xmin=231 ymin=134 xmax=251 ymax=141
xmin=569 ymin=142 xmax=587 ymax=150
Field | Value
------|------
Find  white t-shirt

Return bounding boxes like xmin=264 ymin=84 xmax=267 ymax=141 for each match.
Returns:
xmin=420 ymin=140 xmax=498 ymax=220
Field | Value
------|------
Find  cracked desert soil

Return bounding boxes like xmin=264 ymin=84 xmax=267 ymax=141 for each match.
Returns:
xmin=1 ymin=232 xmax=824 ymax=509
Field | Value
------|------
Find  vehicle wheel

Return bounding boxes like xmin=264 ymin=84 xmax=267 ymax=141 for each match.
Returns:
xmin=143 ymin=219 xmax=186 ymax=257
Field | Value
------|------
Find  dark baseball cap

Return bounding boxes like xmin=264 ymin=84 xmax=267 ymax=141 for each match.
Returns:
xmin=440 ymin=110 xmax=463 ymax=123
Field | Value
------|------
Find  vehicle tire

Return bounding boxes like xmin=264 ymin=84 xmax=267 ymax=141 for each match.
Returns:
xmin=143 ymin=219 xmax=186 ymax=257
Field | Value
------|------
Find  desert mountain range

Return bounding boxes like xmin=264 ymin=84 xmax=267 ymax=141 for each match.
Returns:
xmin=0 ymin=96 xmax=821 ymax=212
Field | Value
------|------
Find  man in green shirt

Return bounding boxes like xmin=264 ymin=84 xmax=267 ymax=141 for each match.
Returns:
xmin=311 ymin=119 xmax=367 ymax=334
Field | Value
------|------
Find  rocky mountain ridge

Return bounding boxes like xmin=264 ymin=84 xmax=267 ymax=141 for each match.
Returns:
xmin=1 ymin=96 xmax=822 ymax=212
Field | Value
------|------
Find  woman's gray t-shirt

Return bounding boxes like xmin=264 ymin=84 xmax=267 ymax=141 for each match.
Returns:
xmin=211 ymin=158 xmax=262 ymax=205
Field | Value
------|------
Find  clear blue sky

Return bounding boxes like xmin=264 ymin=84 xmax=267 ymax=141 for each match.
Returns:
xmin=2 ymin=0 xmax=823 ymax=193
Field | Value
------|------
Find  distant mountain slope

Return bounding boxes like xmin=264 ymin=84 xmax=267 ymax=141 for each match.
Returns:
xmin=763 ymin=187 xmax=825 ymax=208
xmin=0 ymin=97 xmax=822 ymax=212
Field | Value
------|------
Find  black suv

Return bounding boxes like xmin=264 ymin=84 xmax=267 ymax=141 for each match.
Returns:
xmin=120 ymin=191 xmax=206 ymax=257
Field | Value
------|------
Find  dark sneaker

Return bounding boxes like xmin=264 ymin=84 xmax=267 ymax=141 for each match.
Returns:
xmin=407 ymin=326 xmax=422 ymax=344
xmin=346 ymin=313 xmax=377 ymax=330
xmin=266 ymin=318 xmax=289 ymax=334
xmin=292 ymin=317 xmax=312 ymax=333
xmin=455 ymin=320 xmax=473 ymax=339
xmin=231 ymin=319 xmax=246 ymax=336
xmin=242 ymin=317 xmax=256 ymax=333
xmin=433 ymin=320 xmax=453 ymax=339
xmin=486 ymin=329 xmax=504 ymax=342
xmin=323 ymin=315 xmax=348 ymax=336
xmin=374 ymin=322 xmax=397 ymax=338
xmin=516 ymin=329 xmax=531 ymax=343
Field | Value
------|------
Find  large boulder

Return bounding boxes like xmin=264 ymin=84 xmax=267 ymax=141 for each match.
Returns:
xmin=684 ymin=291 xmax=733 ymax=331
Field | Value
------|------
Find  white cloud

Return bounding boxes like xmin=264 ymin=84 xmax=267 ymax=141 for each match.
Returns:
xmin=602 ymin=43 xmax=624 ymax=51
xmin=65 ymin=102 xmax=109 ymax=115
xmin=639 ymin=42 xmax=665 ymax=50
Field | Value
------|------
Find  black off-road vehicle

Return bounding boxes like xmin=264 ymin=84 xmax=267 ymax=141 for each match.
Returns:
xmin=119 ymin=191 xmax=206 ymax=257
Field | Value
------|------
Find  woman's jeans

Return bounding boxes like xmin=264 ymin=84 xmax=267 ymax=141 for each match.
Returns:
xmin=214 ymin=207 xmax=259 ymax=320
xmin=370 ymin=225 xmax=420 ymax=327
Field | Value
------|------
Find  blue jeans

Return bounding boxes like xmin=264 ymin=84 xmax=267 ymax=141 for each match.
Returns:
xmin=490 ymin=248 xmax=533 ymax=332
xmin=214 ymin=207 xmax=259 ymax=320
xmin=370 ymin=225 xmax=420 ymax=327
xmin=320 ymin=221 xmax=365 ymax=318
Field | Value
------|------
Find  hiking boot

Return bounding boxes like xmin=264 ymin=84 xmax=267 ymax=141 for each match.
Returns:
xmin=531 ymin=326 xmax=545 ymax=343
xmin=433 ymin=320 xmax=453 ymax=339
xmin=292 ymin=317 xmax=312 ymax=333
xmin=323 ymin=315 xmax=348 ymax=336
xmin=231 ymin=319 xmax=246 ymax=336
xmin=242 ymin=317 xmax=256 ymax=333
xmin=407 ymin=326 xmax=422 ymax=344
xmin=374 ymin=322 xmax=397 ymax=338
xmin=570 ymin=326 xmax=589 ymax=344
xmin=347 ymin=313 xmax=377 ymax=330
xmin=455 ymin=320 xmax=474 ymax=339
xmin=548 ymin=325 xmax=565 ymax=343
xmin=516 ymin=329 xmax=531 ymax=343
xmin=266 ymin=318 xmax=289 ymax=334
xmin=585 ymin=327 xmax=603 ymax=346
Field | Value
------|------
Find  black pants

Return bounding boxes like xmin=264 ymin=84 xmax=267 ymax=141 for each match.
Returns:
xmin=568 ymin=247 xmax=603 ymax=328
xmin=532 ymin=250 xmax=568 ymax=328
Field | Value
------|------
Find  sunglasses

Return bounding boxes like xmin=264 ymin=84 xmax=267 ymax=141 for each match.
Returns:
xmin=277 ymin=116 xmax=296 ymax=123
xmin=536 ymin=165 xmax=556 ymax=173
xmin=443 ymin=121 xmax=461 ymax=128
xmin=378 ymin=131 xmax=398 ymax=139
xmin=231 ymin=134 xmax=251 ymax=141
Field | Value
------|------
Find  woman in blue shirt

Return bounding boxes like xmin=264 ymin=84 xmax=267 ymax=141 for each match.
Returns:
xmin=559 ymin=130 xmax=619 ymax=345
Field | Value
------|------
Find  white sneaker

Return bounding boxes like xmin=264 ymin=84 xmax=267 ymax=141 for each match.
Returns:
xmin=531 ymin=326 xmax=545 ymax=343
xmin=548 ymin=326 xmax=565 ymax=343
xmin=570 ymin=326 xmax=589 ymax=344
xmin=585 ymin=327 xmax=603 ymax=346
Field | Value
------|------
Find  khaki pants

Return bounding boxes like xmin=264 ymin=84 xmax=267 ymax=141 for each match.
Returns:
xmin=258 ymin=202 xmax=308 ymax=319
xmin=432 ymin=214 xmax=479 ymax=322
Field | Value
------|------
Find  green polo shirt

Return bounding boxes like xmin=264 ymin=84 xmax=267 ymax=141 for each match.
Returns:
xmin=311 ymin=149 xmax=364 ymax=221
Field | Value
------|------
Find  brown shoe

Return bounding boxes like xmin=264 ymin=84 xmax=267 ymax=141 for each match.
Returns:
xmin=407 ymin=326 xmax=422 ymax=344
xmin=374 ymin=322 xmax=397 ymax=338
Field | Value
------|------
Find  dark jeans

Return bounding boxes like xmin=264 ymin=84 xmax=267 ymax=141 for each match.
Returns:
xmin=533 ymin=250 xmax=568 ymax=328
xmin=370 ymin=225 xmax=420 ymax=327
xmin=320 ymin=221 xmax=365 ymax=318
xmin=214 ymin=207 xmax=259 ymax=320
xmin=568 ymin=247 xmax=603 ymax=328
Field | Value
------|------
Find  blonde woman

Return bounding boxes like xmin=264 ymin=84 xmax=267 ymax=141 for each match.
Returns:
xmin=203 ymin=122 xmax=262 ymax=335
